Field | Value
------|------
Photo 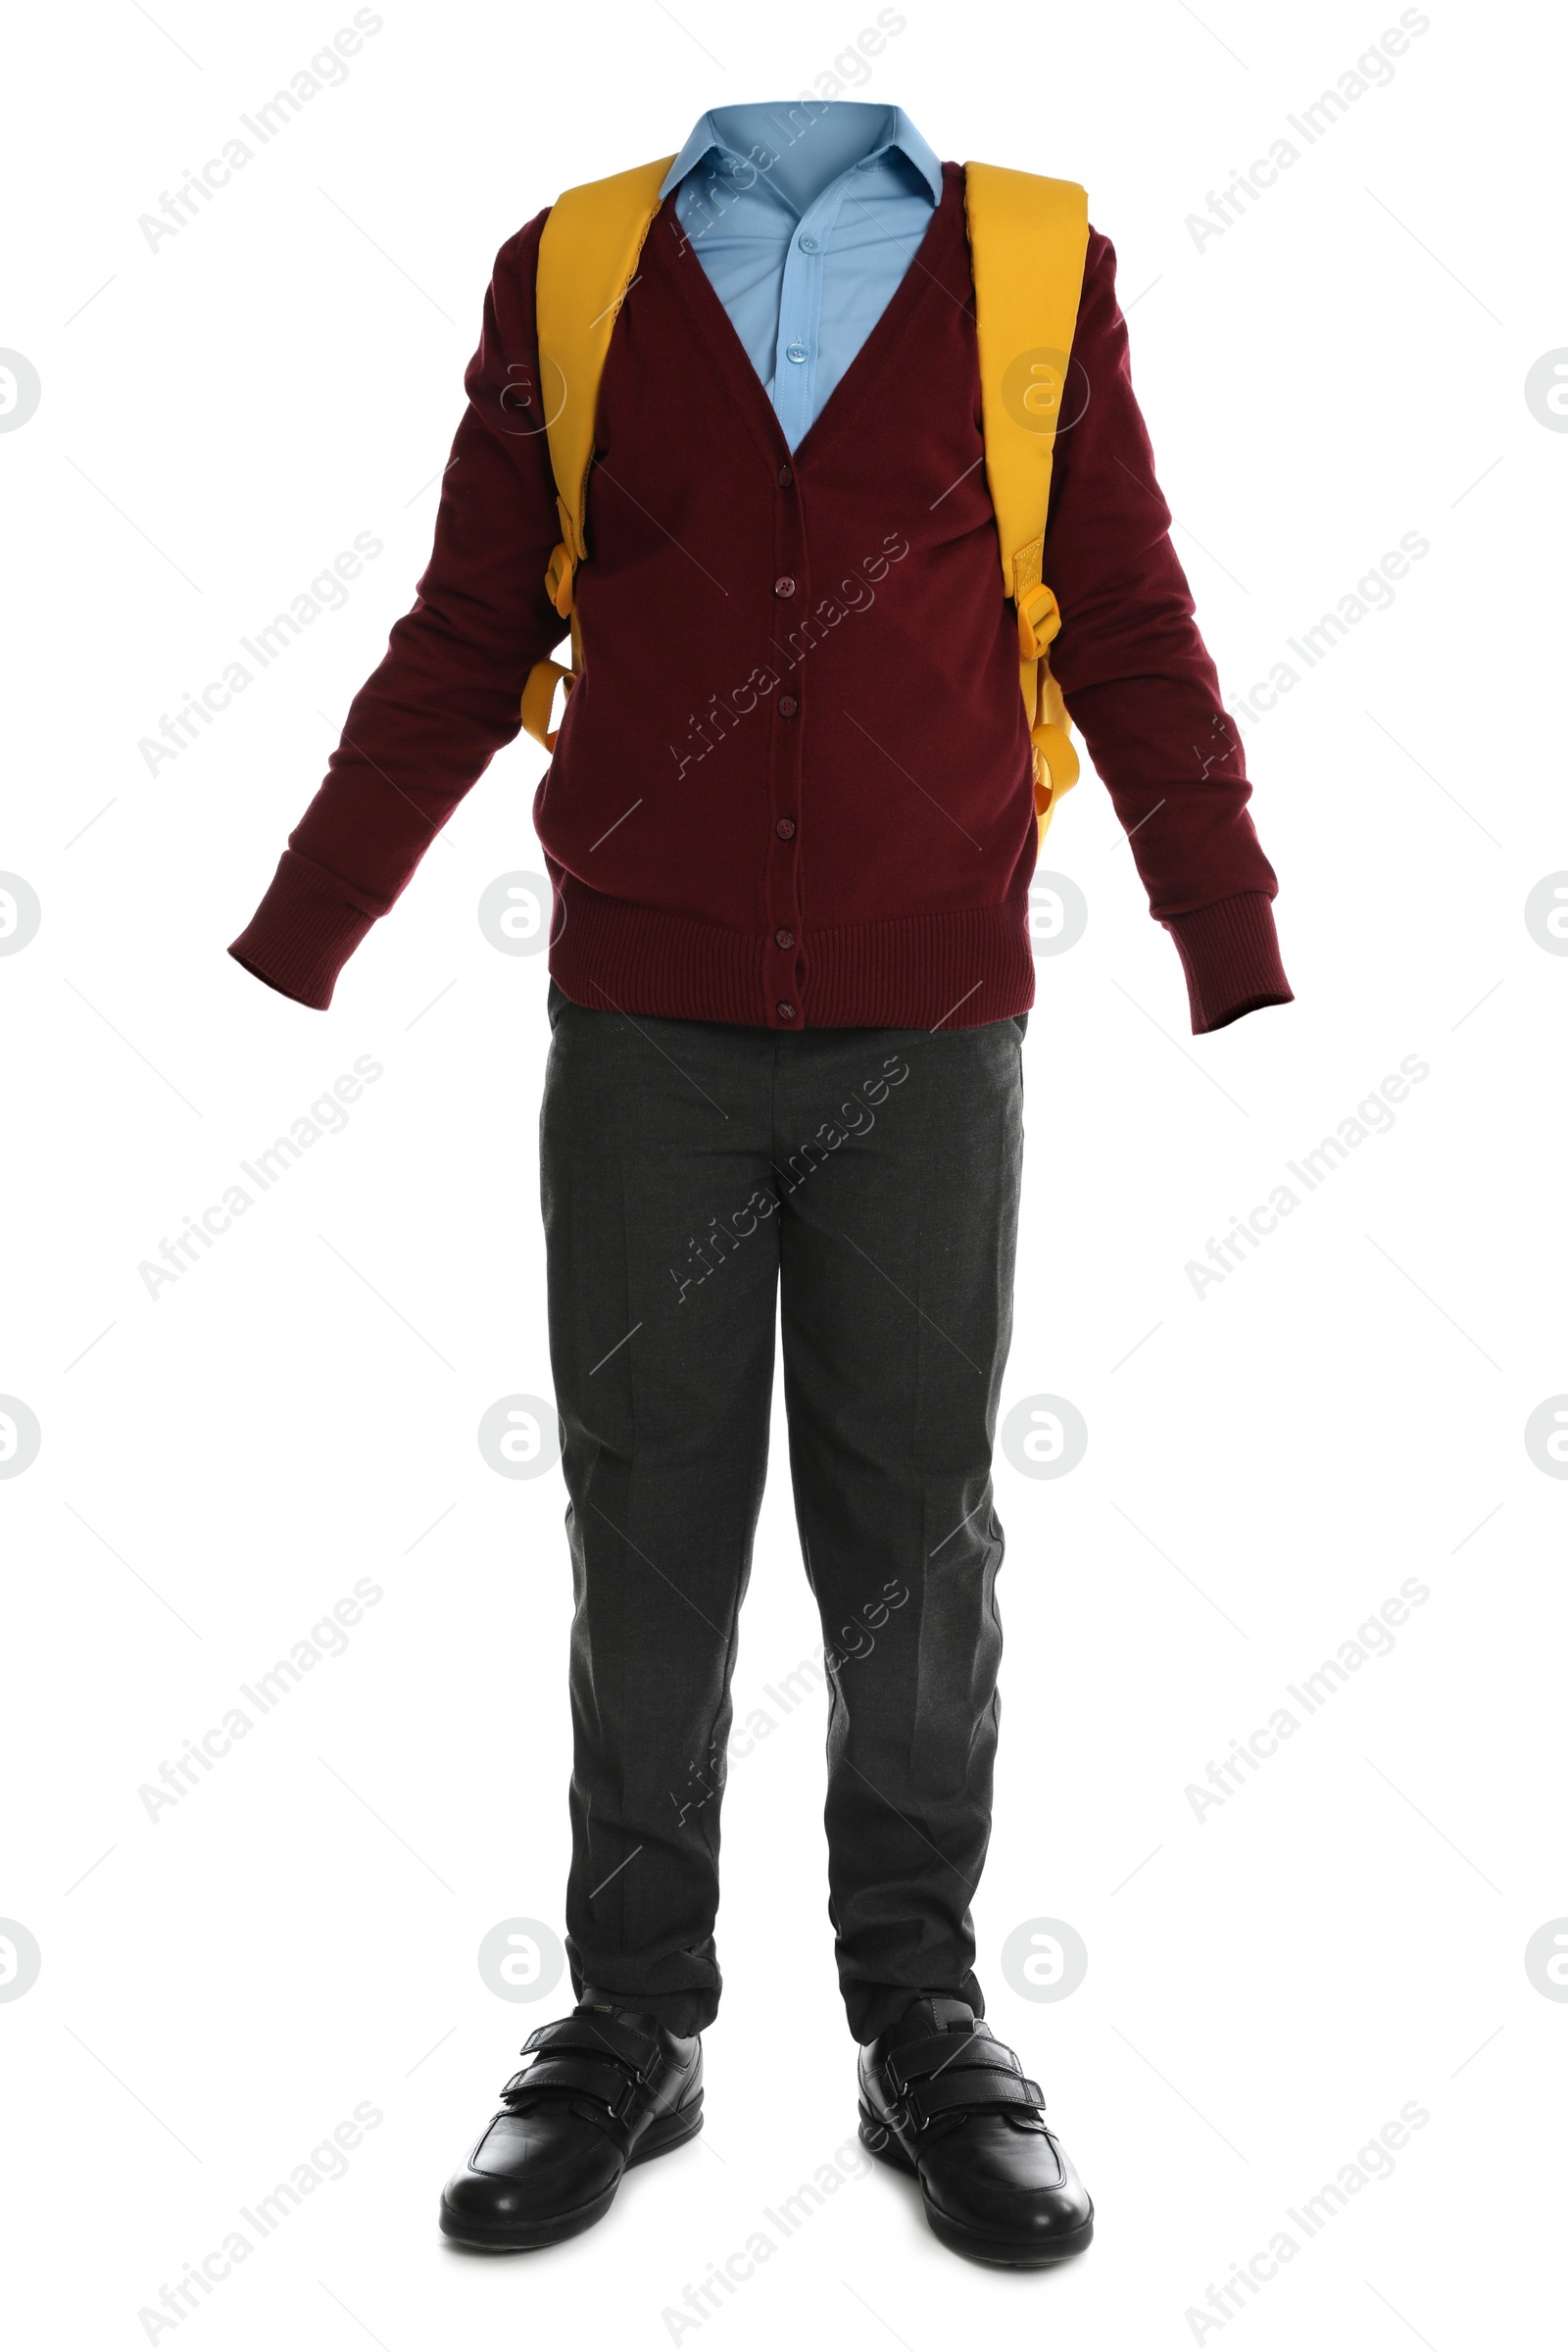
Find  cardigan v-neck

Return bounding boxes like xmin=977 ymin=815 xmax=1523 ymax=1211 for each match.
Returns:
xmin=654 ymin=101 xmax=946 ymax=451
xmin=651 ymin=162 xmax=966 ymax=477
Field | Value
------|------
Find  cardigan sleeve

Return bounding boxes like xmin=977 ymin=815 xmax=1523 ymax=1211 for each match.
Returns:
xmin=227 ymin=210 xmax=566 ymax=1009
xmin=1043 ymin=228 xmax=1293 ymax=1033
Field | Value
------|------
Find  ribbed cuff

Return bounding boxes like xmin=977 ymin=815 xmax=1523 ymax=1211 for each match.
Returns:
xmin=227 ymin=851 xmax=378 ymax=1010
xmin=1162 ymin=892 xmax=1293 ymax=1034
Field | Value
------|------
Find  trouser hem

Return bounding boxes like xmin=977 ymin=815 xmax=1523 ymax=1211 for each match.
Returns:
xmin=574 ymin=1970 xmax=720 ymax=2037
xmin=846 ymin=1971 xmax=986 ymax=2044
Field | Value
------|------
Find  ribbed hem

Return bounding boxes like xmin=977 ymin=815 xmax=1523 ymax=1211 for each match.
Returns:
xmin=227 ymin=851 xmax=378 ymax=1011
xmin=548 ymin=870 xmax=1036 ymax=1031
xmin=1163 ymin=892 xmax=1293 ymax=1034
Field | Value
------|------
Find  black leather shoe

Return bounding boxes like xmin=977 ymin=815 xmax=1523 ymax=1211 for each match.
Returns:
xmin=439 ymin=2001 xmax=703 ymax=2250
xmin=858 ymin=1996 xmax=1093 ymax=2265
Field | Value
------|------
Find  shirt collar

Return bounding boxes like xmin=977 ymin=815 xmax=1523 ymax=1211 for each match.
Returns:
xmin=658 ymin=103 xmax=943 ymax=207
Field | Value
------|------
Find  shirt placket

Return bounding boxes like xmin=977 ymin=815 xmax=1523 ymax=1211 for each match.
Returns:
xmin=771 ymin=170 xmax=860 ymax=450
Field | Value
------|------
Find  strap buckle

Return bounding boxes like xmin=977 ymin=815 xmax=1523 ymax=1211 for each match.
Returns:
xmin=896 ymin=2085 xmax=930 ymax=2132
xmin=544 ymin=539 xmax=576 ymax=618
xmin=884 ymin=2051 xmax=913 ymax=2099
xmin=606 ymin=2070 xmax=647 ymax=2122
xmin=883 ymin=2050 xmax=944 ymax=2123
xmin=1016 ymin=578 xmax=1061 ymax=661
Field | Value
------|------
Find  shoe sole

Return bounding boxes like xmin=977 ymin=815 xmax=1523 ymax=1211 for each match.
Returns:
xmin=439 ymin=2092 xmax=705 ymax=2251
xmin=858 ymin=2102 xmax=1094 ymax=2267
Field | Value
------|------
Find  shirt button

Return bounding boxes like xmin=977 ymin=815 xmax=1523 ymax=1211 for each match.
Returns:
xmin=774 ymin=575 xmax=796 ymax=598
xmin=775 ymin=817 xmax=796 ymax=840
xmin=799 ymin=233 xmax=819 ymax=253
xmin=775 ymin=928 xmax=795 ymax=950
xmin=786 ymin=341 xmax=808 ymax=364
xmin=777 ymin=1002 xmax=797 ymax=1021
xmin=778 ymin=463 xmax=793 ymax=486
xmin=777 ymin=694 xmax=799 ymax=716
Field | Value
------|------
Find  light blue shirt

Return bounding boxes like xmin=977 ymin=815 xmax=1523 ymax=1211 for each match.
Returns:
xmin=659 ymin=102 xmax=944 ymax=452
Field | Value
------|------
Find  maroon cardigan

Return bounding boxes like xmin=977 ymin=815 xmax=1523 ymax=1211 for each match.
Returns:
xmin=229 ymin=163 xmax=1291 ymax=1034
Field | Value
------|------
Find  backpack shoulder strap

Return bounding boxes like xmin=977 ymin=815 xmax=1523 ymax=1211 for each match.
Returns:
xmin=962 ymin=163 xmax=1090 ymax=841
xmin=520 ymin=155 xmax=676 ymax=750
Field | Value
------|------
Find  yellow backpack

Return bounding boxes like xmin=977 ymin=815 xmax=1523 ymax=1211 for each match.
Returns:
xmin=518 ymin=159 xmax=1089 ymax=848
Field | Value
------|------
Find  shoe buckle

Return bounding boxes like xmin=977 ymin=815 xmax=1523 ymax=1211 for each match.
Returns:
xmin=884 ymin=2053 xmax=935 ymax=2125
xmin=881 ymin=2070 xmax=926 ymax=2133
xmin=607 ymin=2067 xmax=648 ymax=2121
xmin=884 ymin=2050 xmax=915 ymax=2098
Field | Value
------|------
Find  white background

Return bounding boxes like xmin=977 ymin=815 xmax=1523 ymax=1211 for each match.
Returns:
xmin=3 ymin=0 xmax=1565 ymax=2344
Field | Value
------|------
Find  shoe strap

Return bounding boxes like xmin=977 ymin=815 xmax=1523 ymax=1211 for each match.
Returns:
xmin=894 ymin=2065 xmax=1045 ymax=2131
xmin=521 ymin=2010 xmax=662 ymax=2075
xmin=881 ymin=2032 xmax=1044 ymax=2132
xmin=883 ymin=2029 xmax=1018 ymax=2089
xmin=498 ymin=2009 xmax=667 ymax=2142
xmin=500 ymin=2050 xmax=649 ymax=2125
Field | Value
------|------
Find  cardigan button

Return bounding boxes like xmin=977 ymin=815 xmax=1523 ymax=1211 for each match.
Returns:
xmin=778 ymin=464 xmax=793 ymax=486
xmin=774 ymin=928 xmax=795 ymax=950
xmin=777 ymin=1002 xmax=797 ymax=1021
xmin=774 ymin=817 xmax=796 ymax=840
xmin=774 ymin=575 xmax=797 ymax=598
xmin=777 ymin=694 xmax=798 ymax=716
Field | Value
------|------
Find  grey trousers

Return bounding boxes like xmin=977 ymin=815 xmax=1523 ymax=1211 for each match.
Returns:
xmin=538 ymin=977 xmax=1026 ymax=2041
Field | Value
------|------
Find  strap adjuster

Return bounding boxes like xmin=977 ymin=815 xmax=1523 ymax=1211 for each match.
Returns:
xmin=607 ymin=2071 xmax=645 ymax=2122
xmin=544 ymin=539 xmax=576 ymax=618
xmin=1015 ymin=578 xmax=1061 ymax=660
